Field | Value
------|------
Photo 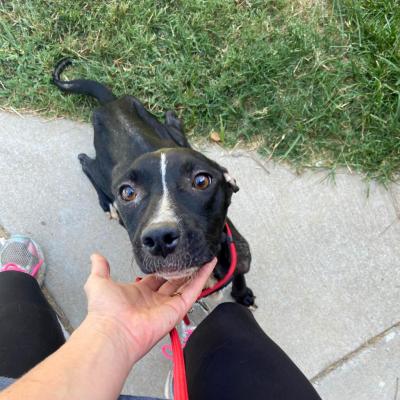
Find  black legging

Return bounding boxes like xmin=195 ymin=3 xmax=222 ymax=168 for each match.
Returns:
xmin=185 ymin=302 xmax=322 ymax=399
xmin=0 ymin=272 xmax=321 ymax=399
xmin=0 ymin=271 xmax=66 ymax=377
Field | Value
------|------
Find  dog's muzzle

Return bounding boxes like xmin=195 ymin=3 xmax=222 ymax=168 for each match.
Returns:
xmin=141 ymin=222 xmax=180 ymax=258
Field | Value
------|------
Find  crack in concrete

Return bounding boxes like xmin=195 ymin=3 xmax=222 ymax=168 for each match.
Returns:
xmin=311 ymin=320 xmax=400 ymax=383
xmin=379 ymin=186 xmax=400 ymax=235
xmin=222 ymin=149 xmax=272 ymax=175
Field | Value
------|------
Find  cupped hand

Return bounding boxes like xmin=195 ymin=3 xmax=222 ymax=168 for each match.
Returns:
xmin=84 ymin=253 xmax=216 ymax=364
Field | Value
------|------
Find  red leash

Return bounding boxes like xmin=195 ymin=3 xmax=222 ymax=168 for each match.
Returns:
xmin=170 ymin=222 xmax=237 ymax=400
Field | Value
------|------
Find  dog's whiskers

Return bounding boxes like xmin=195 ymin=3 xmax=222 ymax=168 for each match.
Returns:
xmin=141 ymin=249 xmax=195 ymax=278
xmin=129 ymin=254 xmax=136 ymax=275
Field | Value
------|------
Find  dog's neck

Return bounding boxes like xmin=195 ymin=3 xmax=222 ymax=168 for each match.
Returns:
xmin=213 ymin=228 xmax=232 ymax=281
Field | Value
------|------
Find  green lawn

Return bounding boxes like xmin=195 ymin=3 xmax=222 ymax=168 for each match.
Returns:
xmin=0 ymin=0 xmax=399 ymax=182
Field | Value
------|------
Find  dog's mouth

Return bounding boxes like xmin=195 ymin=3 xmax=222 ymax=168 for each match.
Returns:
xmin=134 ymin=240 xmax=216 ymax=277
xmin=156 ymin=266 xmax=199 ymax=280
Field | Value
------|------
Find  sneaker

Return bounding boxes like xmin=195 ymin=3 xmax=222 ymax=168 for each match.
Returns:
xmin=0 ymin=235 xmax=46 ymax=286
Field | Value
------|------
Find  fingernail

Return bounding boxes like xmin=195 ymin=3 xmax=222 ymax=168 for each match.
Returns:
xmin=91 ymin=252 xmax=101 ymax=261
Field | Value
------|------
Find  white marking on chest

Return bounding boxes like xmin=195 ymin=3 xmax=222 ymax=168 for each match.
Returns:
xmin=149 ymin=152 xmax=178 ymax=224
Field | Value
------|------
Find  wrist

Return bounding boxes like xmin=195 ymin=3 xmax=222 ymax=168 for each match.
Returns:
xmin=79 ymin=313 xmax=140 ymax=367
xmin=4 ymin=313 xmax=141 ymax=400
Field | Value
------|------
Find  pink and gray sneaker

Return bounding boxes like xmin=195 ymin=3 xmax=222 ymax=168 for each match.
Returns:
xmin=0 ymin=235 xmax=46 ymax=286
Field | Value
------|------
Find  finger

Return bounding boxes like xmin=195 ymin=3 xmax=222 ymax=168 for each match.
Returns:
xmin=90 ymin=253 xmax=110 ymax=279
xmin=168 ymin=258 xmax=217 ymax=314
xmin=139 ymin=274 xmax=167 ymax=291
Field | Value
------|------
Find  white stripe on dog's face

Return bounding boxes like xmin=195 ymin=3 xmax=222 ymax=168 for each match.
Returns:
xmin=149 ymin=152 xmax=178 ymax=224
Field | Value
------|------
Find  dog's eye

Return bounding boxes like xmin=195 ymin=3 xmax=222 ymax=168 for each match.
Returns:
xmin=119 ymin=185 xmax=137 ymax=201
xmin=193 ymin=173 xmax=212 ymax=190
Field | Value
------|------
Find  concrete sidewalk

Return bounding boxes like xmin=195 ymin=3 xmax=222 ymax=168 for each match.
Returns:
xmin=0 ymin=110 xmax=399 ymax=399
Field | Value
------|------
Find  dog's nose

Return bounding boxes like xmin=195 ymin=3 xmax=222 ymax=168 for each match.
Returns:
xmin=141 ymin=223 xmax=180 ymax=258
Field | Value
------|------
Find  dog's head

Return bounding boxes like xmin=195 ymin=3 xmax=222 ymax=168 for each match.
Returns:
xmin=112 ymin=148 xmax=238 ymax=278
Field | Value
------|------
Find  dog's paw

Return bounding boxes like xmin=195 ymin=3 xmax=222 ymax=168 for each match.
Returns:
xmin=78 ymin=153 xmax=91 ymax=165
xmin=231 ymin=287 xmax=257 ymax=308
xmin=108 ymin=203 xmax=120 ymax=221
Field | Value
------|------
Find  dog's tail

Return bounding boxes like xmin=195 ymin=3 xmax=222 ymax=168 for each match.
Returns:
xmin=52 ymin=58 xmax=116 ymax=105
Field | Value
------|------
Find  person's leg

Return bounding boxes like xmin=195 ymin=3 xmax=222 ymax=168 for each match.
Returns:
xmin=184 ymin=302 xmax=322 ymax=400
xmin=0 ymin=271 xmax=66 ymax=378
xmin=0 ymin=235 xmax=66 ymax=378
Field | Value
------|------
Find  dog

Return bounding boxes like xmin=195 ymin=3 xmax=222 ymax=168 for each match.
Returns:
xmin=52 ymin=58 xmax=255 ymax=306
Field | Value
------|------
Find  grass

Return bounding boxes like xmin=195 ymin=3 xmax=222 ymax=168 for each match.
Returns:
xmin=0 ymin=0 xmax=399 ymax=182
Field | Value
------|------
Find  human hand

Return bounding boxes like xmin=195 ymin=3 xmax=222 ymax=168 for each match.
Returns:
xmin=84 ymin=253 xmax=217 ymax=365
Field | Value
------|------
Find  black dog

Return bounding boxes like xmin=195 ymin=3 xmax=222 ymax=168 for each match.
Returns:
xmin=52 ymin=59 xmax=255 ymax=306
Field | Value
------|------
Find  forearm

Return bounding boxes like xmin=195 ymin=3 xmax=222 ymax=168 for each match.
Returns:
xmin=0 ymin=316 xmax=136 ymax=400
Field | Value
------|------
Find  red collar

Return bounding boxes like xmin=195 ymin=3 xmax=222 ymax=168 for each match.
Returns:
xmin=197 ymin=222 xmax=237 ymax=300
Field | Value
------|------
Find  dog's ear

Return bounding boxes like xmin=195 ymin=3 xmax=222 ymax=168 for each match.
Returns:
xmin=223 ymin=172 xmax=239 ymax=193
xmin=165 ymin=110 xmax=190 ymax=148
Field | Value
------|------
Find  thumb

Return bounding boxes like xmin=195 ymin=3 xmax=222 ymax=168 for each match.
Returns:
xmin=90 ymin=253 xmax=110 ymax=279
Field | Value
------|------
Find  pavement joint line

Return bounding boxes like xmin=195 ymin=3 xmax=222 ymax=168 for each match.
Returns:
xmin=311 ymin=320 xmax=400 ymax=384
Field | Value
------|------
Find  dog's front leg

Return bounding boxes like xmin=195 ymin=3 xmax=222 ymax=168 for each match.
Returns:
xmin=78 ymin=153 xmax=116 ymax=218
xmin=225 ymin=218 xmax=256 ymax=308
